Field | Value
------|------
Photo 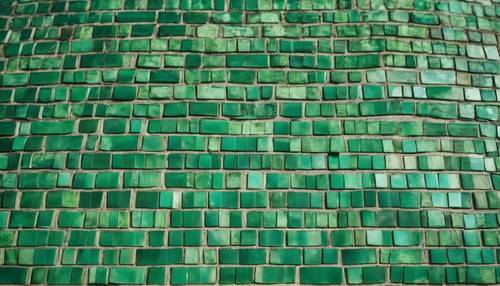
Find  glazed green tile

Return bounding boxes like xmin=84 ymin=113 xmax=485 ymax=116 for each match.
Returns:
xmin=99 ymin=231 xmax=145 ymax=247
xmin=287 ymin=230 xmax=328 ymax=246
xmin=2 ymin=73 xmax=29 ymax=87
xmin=170 ymin=267 xmax=216 ymax=285
xmin=255 ymin=267 xmax=295 ymax=284
xmin=136 ymin=249 xmax=183 ymax=265
xmin=46 ymin=191 xmax=78 ymax=208
xmin=0 ymin=230 xmax=15 ymax=247
xmin=100 ymin=135 xmax=139 ymax=151
xmin=335 ymin=54 xmax=381 ymax=69
xmin=109 ymin=267 xmax=146 ymax=284
xmin=300 ymin=267 xmax=343 ymax=285
xmin=348 ymin=39 xmax=385 ymax=52
xmin=421 ymin=70 xmax=456 ymax=84
xmin=47 ymin=267 xmax=84 ymax=285
xmin=342 ymin=249 xmax=377 ymax=265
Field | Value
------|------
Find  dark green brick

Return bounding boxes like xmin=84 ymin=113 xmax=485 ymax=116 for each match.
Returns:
xmin=0 ymin=267 xmax=28 ymax=284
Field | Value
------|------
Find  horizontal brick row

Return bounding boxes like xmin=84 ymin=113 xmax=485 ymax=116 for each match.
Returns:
xmin=2 ymin=247 xmax=500 ymax=265
xmin=3 ymin=137 xmax=498 ymax=155
xmin=2 ymin=208 xmax=500 ymax=229
xmin=0 ymin=265 xmax=499 ymax=284
xmin=2 ymin=64 xmax=499 ymax=87
xmin=3 ymin=189 xmax=499 ymax=209
xmin=1 ymin=171 xmax=499 ymax=189
xmin=5 ymin=228 xmax=500 ymax=246
xmin=1 ymin=84 xmax=498 ymax=103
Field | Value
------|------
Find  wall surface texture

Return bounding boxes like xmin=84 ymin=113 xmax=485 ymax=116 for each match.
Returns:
xmin=0 ymin=0 xmax=500 ymax=284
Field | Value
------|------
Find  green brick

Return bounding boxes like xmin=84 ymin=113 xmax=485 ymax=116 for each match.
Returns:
xmin=421 ymin=70 xmax=456 ymax=84
xmin=2 ymin=73 xmax=29 ymax=87
xmin=342 ymin=249 xmax=377 ymax=265
xmin=0 ymin=267 xmax=28 ymax=284
xmin=113 ymin=86 xmax=137 ymax=101
xmin=150 ymin=70 xmax=180 ymax=83
xmin=136 ymin=248 xmax=183 ymax=265
xmin=255 ymin=267 xmax=295 ymax=284
xmin=68 ymin=230 xmax=97 ymax=246
xmin=269 ymin=248 xmax=301 ymax=265
xmin=426 ymin=86 xmax=453 ymax=99
xmin=116 ymin=12 xmax=156 ymax=22
xmin=92 ymin=0 xmax=122 ymax=10
xmin=209 ymin=191 xmax=238 ymax=208
xmin=229 ymin=70 xmax=255 ymax=83
xmin=107 ymin=191 xmax=131 ymax=208
xmin=100 ymin=231 xmax=145 ymax=247
xmin=18 ymin=172 xmax=57 ymax=189
xmin=200 ymin=119 xmax=229 ymax=134
xmin=287 ymin=231 xmax=328 ymax=246
xmin=466 ymin=266 xmax=496 ymax=284
xmin=46 ymin=191 xmax=78 ymax=208
xmin=100 ymin=136 xmax=139 ymax=151
xmin=171 ymin=267 xmax=216 ymax=285
xmin=335 ymin=54 xmax=381 ymax=69
xmin=29 ymin=72 xmax=60 ymax=85
xmin=47 ymin=267 xmax=84 ymax=285
xmin=259 ymin=230 xmax=284 ymax=246
xmin=300 ymin=267 xmax=343 ymax=285
xmin=227 ymin=54 xmax=268 ymax=68
xmin=348 ymin=39 xmax=385 ymax=52
xmin=31 ymin=121 xmax=74 ymax=135
xmin=109 ymin=267 xmax=146 ymax=284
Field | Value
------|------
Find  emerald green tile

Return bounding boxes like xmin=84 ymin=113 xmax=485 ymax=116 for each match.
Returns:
xmin=0 ymin=267 xmax=28 ymax=284
xmin=136 ymin=249 xmax=183 ymax=265
xmin=47 ymin=267 xmax=84 ymax=285
xmin=342 ymin=249 xmax=377 ymax=265
xmin=109 ymin=267 xmax=146 ymax=284
xmin=255 ymin=267 xmax=295 ymax=284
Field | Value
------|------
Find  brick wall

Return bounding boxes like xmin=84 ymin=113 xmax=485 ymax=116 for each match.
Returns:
xmin=0 ymin=0 xmax=499 ymax=284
